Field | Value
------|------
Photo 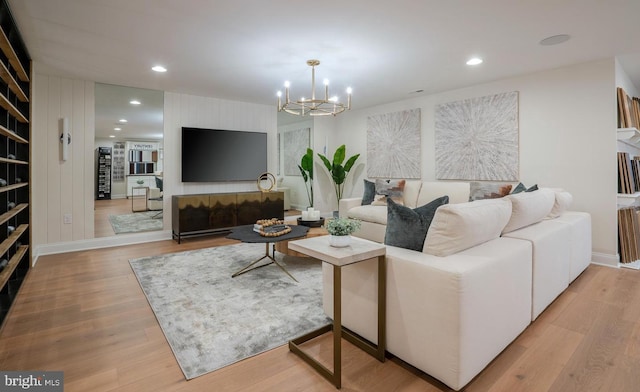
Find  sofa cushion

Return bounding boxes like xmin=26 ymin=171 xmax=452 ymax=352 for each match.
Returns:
xmin=384 ymin=196 xmax=449 ymax=251
xmin=547 ymin=190 xmax=573 ymax=219
xmin=502 ymin=188 xmax=555 ymax=234
xmin=402 ymin=180 xmax=423 ymax=208
xmin=423 ymin=198 xmax=512 ymax=256
xmin=361 ymin=179 xmax=376 ymax=205
xmin=469 ymin=182 xmax=513 ymax=201
xmin=346 ymin=205 xmax=388 ymax=225
xmin=416 ymin=181 xmax=471 ymax=206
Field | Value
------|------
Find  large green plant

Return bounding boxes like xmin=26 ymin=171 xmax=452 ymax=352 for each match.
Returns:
xmin=298 ymin=148 xmax=314 ymax=207
xmin=318 ymin=144 xmax=360 ymax=204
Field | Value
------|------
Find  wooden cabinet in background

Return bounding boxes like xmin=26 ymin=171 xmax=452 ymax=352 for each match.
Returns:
xmin=172 ymin=191 xmax=284 ymax=243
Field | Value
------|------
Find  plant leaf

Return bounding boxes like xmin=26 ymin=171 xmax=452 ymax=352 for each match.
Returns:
xmin=333 ymin=144 xmax=346 ymax=166
xmin=344 ymin=154 xmax=360 ymax=172
xmin=332 ymin=164 xmax=346 ymax=185
xmin=298 ymin=165 xmax=308 ymax=182
xmin=317 ymin=153 xmax=332 ymax=172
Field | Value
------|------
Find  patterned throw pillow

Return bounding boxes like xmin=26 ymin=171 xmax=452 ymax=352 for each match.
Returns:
xmin=371 ymin=179 xmax=406 ymax=206
xmin=384 ymin=196 xmax=449 ymax=251
xmin=469 ymin=182 xmax=513 ymax=201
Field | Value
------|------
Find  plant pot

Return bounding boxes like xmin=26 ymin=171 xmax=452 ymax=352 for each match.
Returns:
xmin=329 ymin=235 xmax=351 ymax=247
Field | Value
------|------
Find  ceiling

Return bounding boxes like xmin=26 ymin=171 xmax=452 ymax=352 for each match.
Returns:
xmin=8 ymin=0 xmax=640 ymax=124
xmin=94 ymin=83 xmax=163 ymax=141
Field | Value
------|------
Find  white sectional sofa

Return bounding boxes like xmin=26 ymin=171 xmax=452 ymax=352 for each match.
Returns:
xmin=329 ymin=181 xmax=592 ymax=390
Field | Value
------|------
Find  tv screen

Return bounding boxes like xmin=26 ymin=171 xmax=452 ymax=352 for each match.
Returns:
xmin=181 ymin=127 xmax=267 ymax=182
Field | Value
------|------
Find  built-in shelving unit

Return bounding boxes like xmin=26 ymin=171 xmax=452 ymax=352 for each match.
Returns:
xmin=0 ymin=0 xmax=31 ymax=329
xmin=617 ymin=127 xmax=640 ymax=149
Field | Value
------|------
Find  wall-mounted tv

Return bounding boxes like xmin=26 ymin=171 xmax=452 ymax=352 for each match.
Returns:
xmin=181 ymin=127 xmax=267 ymax=182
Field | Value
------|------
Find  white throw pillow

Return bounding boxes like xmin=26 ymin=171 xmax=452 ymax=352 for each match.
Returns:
xmin=547 ymin=190 xmax=573 ymax=218
xmin=501 ymin=188 xmax=555 ymax=234
xmin=423 ymin=198 xmax=512 ymax=257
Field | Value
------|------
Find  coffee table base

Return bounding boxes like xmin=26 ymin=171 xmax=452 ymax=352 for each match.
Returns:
xmin=231 ymin=243 xmax=298 ymax=282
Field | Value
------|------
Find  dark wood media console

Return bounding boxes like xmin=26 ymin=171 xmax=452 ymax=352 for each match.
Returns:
xmin=171 ymin=191 xmax=284 ymax=243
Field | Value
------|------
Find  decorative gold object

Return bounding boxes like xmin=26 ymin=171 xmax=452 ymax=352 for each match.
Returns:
xmin=257 ymin=172 xmax=276 ymax=192
xmin=277 ymin=59 xmax=352 ymax=117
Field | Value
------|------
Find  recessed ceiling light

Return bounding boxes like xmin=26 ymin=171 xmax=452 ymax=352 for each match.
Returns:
xmin=109 ymin=135 xmax=115 ymax=138
xmin=119 ymin=119 xmax=128 ymax=123
xmin=114 ymin=127 xmax=121 ymax=131
xmin=539 ymin=34 xmax=571 ymax=46
xmin=130 ymin=100 xmax=141 ymax=105
xmin=152 ymin=65 xmax=167 ymax=73
xmin=466 ymin=57 xmax=483 ymax=66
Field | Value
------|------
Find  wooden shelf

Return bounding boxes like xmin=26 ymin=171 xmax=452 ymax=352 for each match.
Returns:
xmin=0 ymin=157 xmax=27 ymax=165
xmin=0 ymin=92 xmax=27 ymax=123
xmin=0 ymin=60 xmax=27 ymax=102
xmin=0 ymin=203 xmax=27 ymax=226
xmin=618 ymin=192 xmax=640 ymax=207
xmin=0 ymin=124 xmax=27 ymax=144
xmin=618 ymin=127 xmax=640 ymax=149
xmin=0 ymin=243 xmax=28 ymax=289
xmin=0 ymin=28 xmax=28 ymax=83
xmin=0 ymin=183 xmax=28 ymax=194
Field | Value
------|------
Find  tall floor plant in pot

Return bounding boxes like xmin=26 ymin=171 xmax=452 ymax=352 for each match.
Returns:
xmin=298 ymin=148 xmax=314 ymax=208
xmin=318 ymin=144 xmax=360 ymax=212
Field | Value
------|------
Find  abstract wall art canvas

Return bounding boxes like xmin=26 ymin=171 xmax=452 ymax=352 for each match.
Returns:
xmin=367 ymin=108 xmax=421 ymax=179
xmin=283 ymin=128 xmax=310 ymax=176
xmin=434 ymin=91 xmax=519 ymax=181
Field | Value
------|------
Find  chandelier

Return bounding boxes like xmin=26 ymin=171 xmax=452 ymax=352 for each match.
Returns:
xmin=277 ymin=59 xmax=352 ymax=116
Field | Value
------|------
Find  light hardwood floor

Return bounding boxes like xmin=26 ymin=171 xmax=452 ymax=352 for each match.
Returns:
xmin=94 ymin=198 xmax=156 ymax=238
xmin=1 ymin=237 xmax=639 ymax=391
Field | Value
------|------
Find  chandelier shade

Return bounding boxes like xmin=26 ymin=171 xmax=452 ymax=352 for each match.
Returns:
xmin=277 ymin=60 xmax=352 ymax=116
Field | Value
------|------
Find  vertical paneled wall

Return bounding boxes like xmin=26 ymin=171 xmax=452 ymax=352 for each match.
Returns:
xmin=32 ymin=72 xmax=94 ymax=248
xmin=162 ymin=92 xmax=278 ymax=229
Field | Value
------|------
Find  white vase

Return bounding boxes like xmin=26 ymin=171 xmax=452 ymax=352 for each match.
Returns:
xmin=329 ymin=235 xmax=351 ymax=247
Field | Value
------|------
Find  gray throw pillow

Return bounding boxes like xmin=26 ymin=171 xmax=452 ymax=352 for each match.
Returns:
xmin=361 ymin=179 xmax=376 ymax=205
xmin=384 ymin=196 xmax=449 ymax=251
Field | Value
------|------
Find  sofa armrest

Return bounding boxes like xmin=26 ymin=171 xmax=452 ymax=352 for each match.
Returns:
xmin=148 ymin=188 xmax=162 ymax=199
xmin=339 ymin=197 xmax=362 ymax=218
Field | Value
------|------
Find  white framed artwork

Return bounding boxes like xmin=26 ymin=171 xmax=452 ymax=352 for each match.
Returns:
xmin=435 ymin=91 xmax=519 ymax=181
xmin=366 ymin=108 xmax=421 ymax=179
xmin=283 ymin=127 xmax=310 ymax=176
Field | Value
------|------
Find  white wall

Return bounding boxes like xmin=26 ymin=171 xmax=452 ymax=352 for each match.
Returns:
xmin=32 ymin=73 xmax=95 ymax=250
xmin=163 ymin=92 xmax=278 ymax=230
xmin=330 ymin=59 xmax=617 ymax=263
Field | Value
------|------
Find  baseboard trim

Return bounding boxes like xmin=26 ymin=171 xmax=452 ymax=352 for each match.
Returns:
xmin=32 ymin=230 xmax=173 ymax=266
xmin=590 ymin=252 xmax=619 ymax=268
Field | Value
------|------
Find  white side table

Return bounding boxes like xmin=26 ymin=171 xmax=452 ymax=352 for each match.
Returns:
xmin=131 ymin=186 xmax=149 ymax=212
xmin=288 ymin=236 xmax=386 ymax=389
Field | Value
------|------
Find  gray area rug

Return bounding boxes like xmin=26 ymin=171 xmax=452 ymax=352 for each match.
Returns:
xmin=109 ymin=211 xmax=163 ymax=234
xmin=129 ymin=243 xmax=330 ymax=380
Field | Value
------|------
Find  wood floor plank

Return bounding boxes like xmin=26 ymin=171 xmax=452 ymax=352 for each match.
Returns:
xmin=486 ymin=324 xmax=584 ymax=392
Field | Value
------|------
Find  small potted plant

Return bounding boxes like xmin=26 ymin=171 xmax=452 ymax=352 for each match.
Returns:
xmin=326 ymin=217 xmax=361 ymax=247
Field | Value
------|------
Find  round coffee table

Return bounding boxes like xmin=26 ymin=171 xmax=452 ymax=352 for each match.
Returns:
xmin=226 ymin=224 xmax=310 ymax=281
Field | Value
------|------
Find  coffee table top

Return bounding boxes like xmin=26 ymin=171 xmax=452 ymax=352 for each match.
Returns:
xmin=288 ymin=236 xmax=386 ymax=267
xmin=227 ymin=224 xmax=309 ymax=243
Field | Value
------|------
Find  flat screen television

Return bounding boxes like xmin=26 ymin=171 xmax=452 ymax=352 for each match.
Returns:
xmin=181 ymin=127 xmax=268 ymax=182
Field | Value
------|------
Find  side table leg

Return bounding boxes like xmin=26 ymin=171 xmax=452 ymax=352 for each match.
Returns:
xmin=377 ymin=255 xmax=386 ymax=362
xmin=333 ymin=265 xmax=341 ymax=388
